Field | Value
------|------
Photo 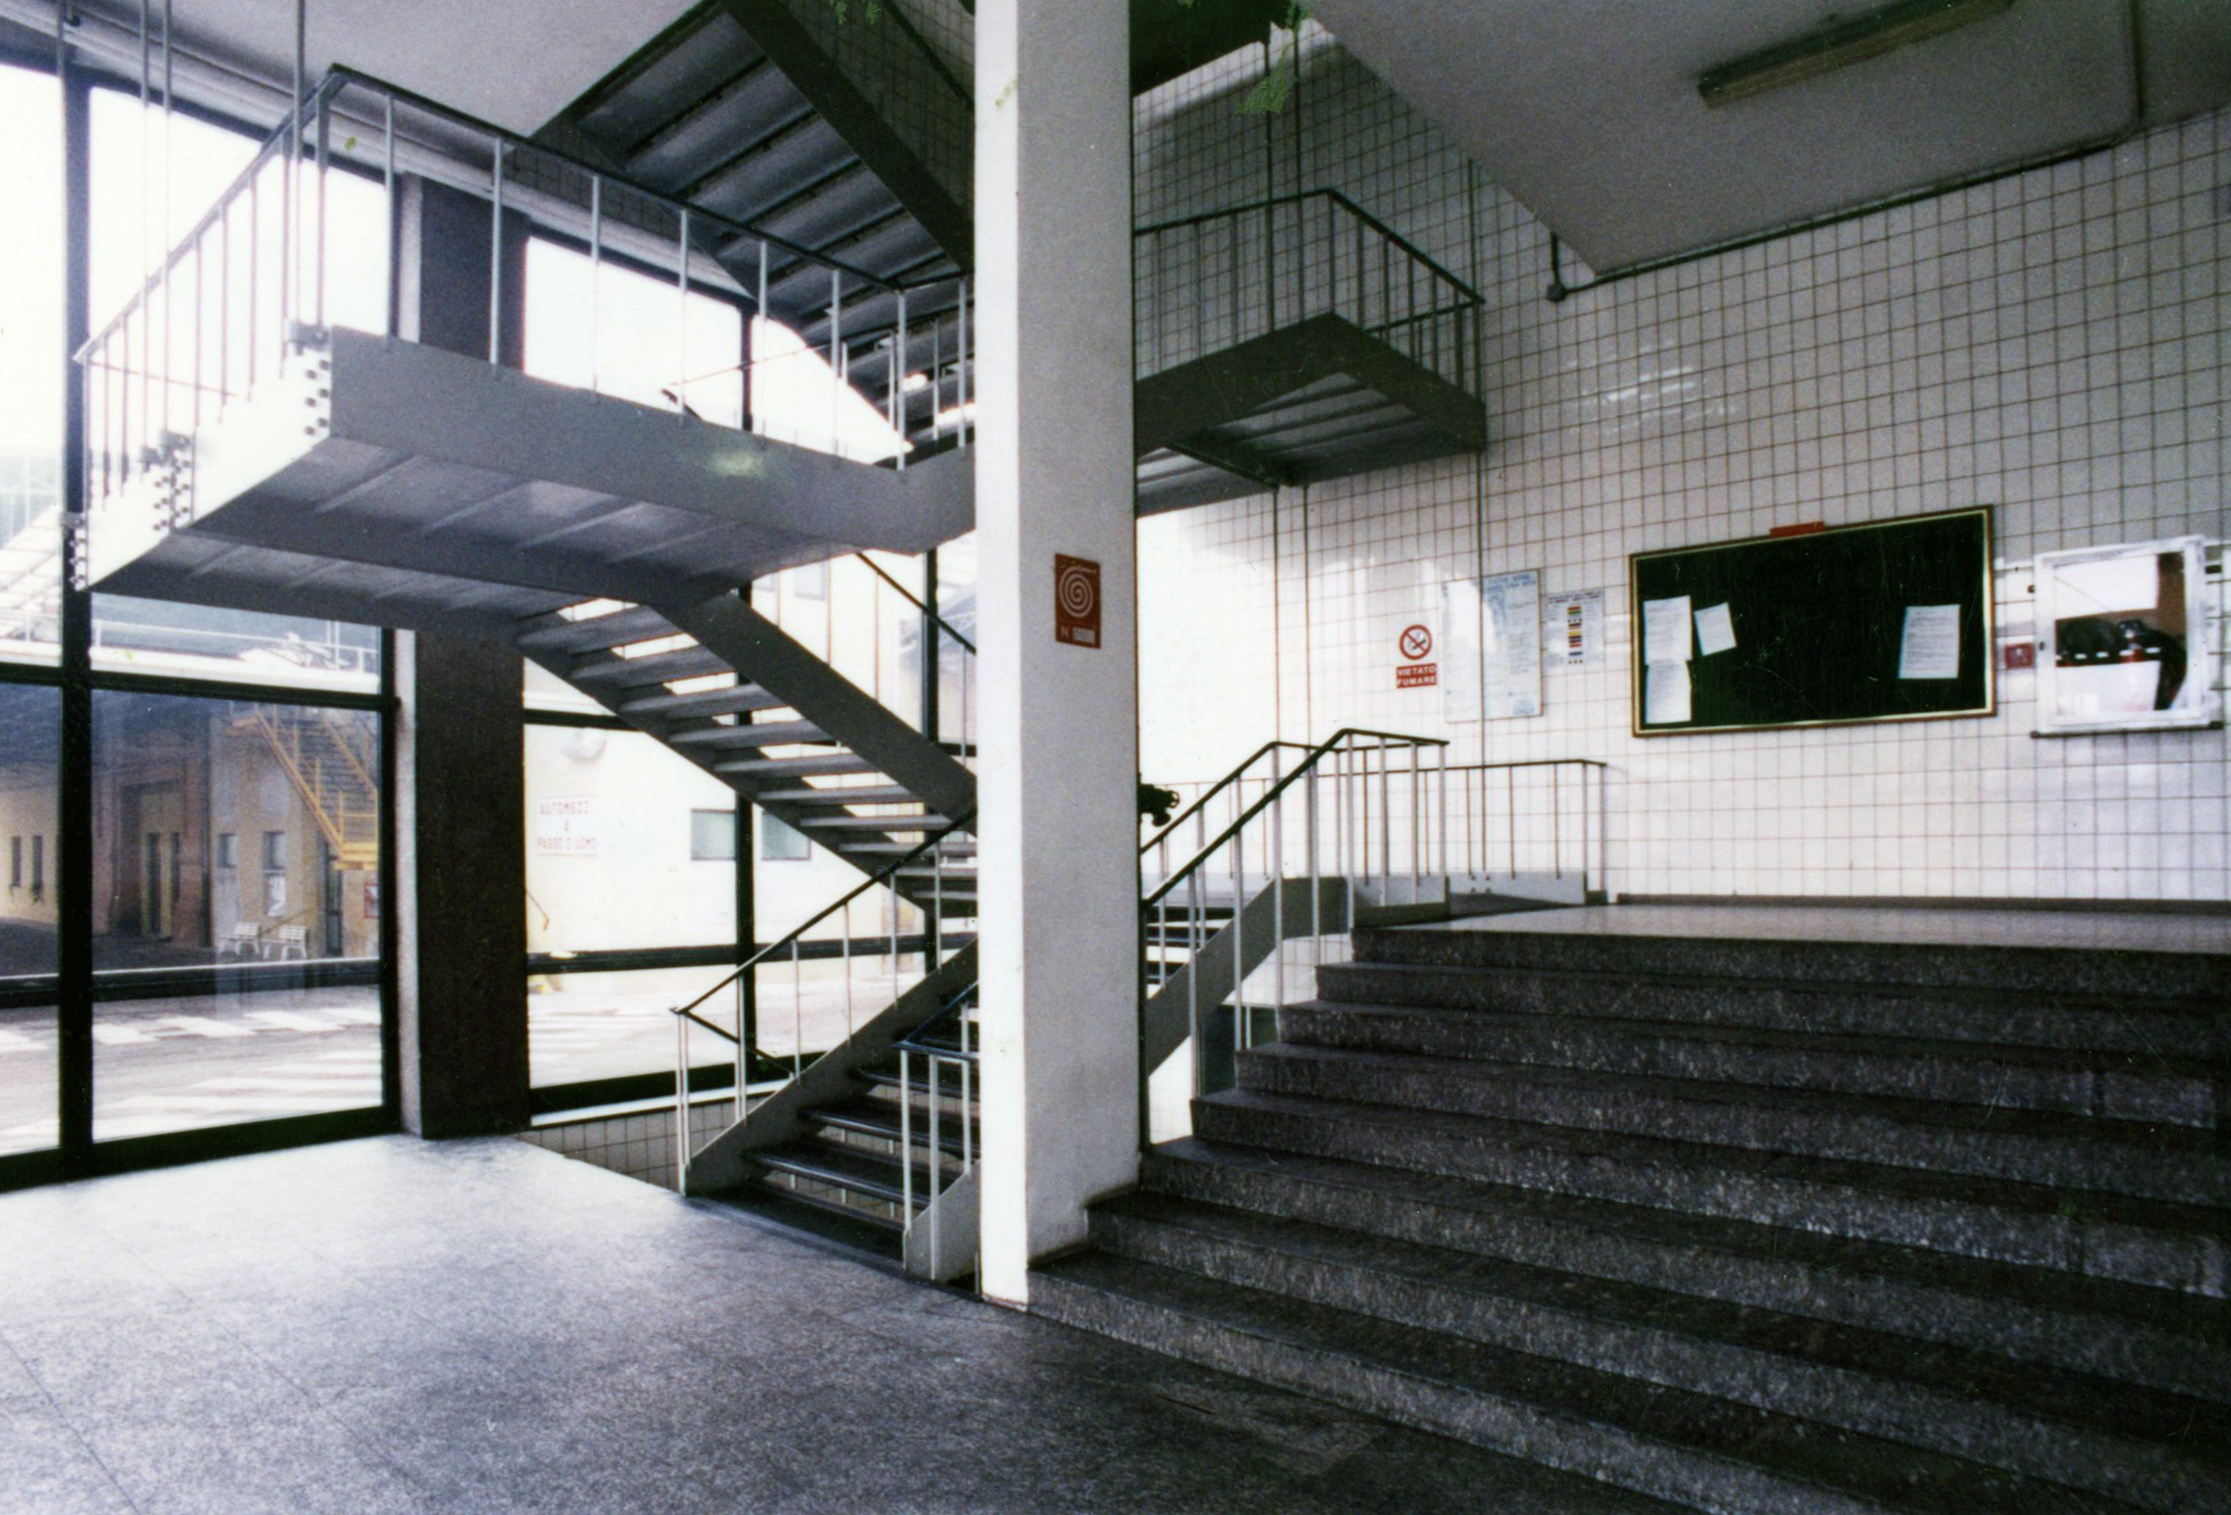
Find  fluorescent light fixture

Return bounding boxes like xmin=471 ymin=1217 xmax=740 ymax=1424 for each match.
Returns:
xmin=1698 ymin=0 xmax=2015 ymax=108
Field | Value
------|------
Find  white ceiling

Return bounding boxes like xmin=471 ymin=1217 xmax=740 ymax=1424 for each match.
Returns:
xmin=52 ymin=0 xmax=698 ymax=134
xmin=1306 ymin=0 xmax=2231 ymax=275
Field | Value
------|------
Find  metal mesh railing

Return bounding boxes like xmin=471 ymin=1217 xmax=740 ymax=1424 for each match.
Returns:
xmin=1133 ymin=188 xmax=1484 ymax=391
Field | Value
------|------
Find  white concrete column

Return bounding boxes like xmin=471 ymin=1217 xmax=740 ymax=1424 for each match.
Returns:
xmin=974 ymin=0 xmax=1139 ymax=1305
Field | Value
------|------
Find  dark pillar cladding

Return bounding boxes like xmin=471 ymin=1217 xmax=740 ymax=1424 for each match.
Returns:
xmin=392 ymin=176 xmax=530 ymax=1136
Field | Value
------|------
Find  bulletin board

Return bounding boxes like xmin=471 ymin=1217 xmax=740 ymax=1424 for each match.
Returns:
xmin=1629 ymin=507 xmax=1994 ymax=736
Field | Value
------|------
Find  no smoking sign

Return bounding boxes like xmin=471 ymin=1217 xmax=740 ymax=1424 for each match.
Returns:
xmin=1396 ymin=624 xmax=1437 ymax=689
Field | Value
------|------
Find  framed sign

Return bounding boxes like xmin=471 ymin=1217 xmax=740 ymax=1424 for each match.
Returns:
xmin=1630 ymin=507 xmax=1995 ymax=735
xmin=2034 ymin=536 xmax=2216 ymax=735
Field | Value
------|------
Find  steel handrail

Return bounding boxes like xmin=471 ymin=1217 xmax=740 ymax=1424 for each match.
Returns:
xmin=75 ymin=72 xmax=344 ymax=362
xmin=1139 ymin=739 xmax=1315 ymax=858
xmin=1133 ymin=187 xmax=1484 ymax=304
xmin=668 ymin=808 xmax=975 ymax=1033
xmin=1143 ymin=728 xmax=1446 ymax=909
xmin=852 ymin=553 xmax=977 ymax=654
xmin=894 ymin=980 xmax=980 ymax=1061
xmin=322 ymin=66 xmax=894 ymax=292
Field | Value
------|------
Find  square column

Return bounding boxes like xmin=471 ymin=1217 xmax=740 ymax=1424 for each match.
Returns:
xmin=974 ymin=0 xmax=1140 ymax=1303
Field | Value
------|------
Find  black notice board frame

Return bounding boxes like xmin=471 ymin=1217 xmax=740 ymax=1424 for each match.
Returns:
xmin=1630 ymin=506 xmax=1996 ymax=737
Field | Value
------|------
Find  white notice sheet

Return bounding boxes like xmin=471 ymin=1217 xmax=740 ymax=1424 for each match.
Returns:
xmin=1694 ymin=602 xmax=1736 ymax=657
xmin=1641 ymin=596 xmax=1693 ymax=664
xmin=1644 ymin=660 xmax=1692 ymax=725
xmin=1899 ymin=604 xmax=1962 ymax=680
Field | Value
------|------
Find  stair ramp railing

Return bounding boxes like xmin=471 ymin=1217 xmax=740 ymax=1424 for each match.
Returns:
xmin=1140 ymin=729 xmax=1449 ymax=1139
xmin=1133 ymin=189 xmax=1484 ymax=394
xmin=668 ymin=812 xmax=974 ymax=1192
xmin=73 ymin=62 xmax=956 ymax=524
xmin=894 ymin=978 xmax=979 ymax=1279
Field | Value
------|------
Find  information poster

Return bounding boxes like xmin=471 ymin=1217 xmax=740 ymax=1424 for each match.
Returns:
xmin=1542 ymin=588 xmax=1605 ymax=667
xmin=1445 ymin=571 xmax=1545 ymax=721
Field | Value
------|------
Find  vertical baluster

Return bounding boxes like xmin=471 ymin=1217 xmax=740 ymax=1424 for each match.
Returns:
xmin=314 ymin=82 xmax=328 ymax=332
xmin=1270 ymin=748 xmax=1284 ymax=1015
xmin=894 ymin=291 xmax=908 ymax=467
xmin=674 ymin=1009 xmax=690 ymax=1190
xmin=382 ymin=95 xmax=395 ymax=344
xmin=191 ymin=231 xmax=203 ymax=435
xmin=1379 ymin=744 xmax=1392 ymax=897
xmin=1410 ymin=743 xmax=1421 ymax=891
xmin=900 ymin=1048 xmax=914 ymax=1223
xmin=956 ymin=275 xmax=969 ymax=448
xmin=1554 ymin=764 xmax=1564 ymax=879
xmin=791 ymin=936 xmax=802 ymax=1080
xmin=586 ymin=175 xmax=600 ymax=390
xmin=1507 ymin=766 xmax=1517 ymax=879
xmin=246 ymin=175 xmax=258 ymax=392
xmin=487 ymin=137 xmax=503 ymax=365
xmin=828 ymin=267 xmax=842 ymax=455
xmin=675 ymin=207 xmax=690 ymax=419
xmin=924 ymin=1045 xmax=941 ymax=1270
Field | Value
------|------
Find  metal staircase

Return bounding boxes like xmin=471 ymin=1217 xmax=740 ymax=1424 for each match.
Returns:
xmin=237 ymin=704 xmax=380 ymax=869
xmin=516 ymin=591 xmax=977 ymax=917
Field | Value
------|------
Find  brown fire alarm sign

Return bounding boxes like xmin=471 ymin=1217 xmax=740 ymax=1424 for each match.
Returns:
xmin=1054 ymin=554 xmax=1102 ymax=648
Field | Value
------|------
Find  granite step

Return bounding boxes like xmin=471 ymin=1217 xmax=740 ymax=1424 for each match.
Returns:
xmin=1278 ymin=999 xmax=2220 ymax=1128
xmin=1234 ymin=1044 xmax=2231 ymax=1205
xmin=1313 ymin=960 xmax=2227 ymax=1062
xmin=1084 ymin=1191 xmax=2229 ymax=1512
xmin=1191 ymin=1091 xmax=2227 ymax=1296
xmin=1029 ymin=1252 xmax=2155 ymax=1515
xmin=1352 ymin=926 xmax=2228 ymax=1002
xmin=1138 ymin=1138 xmax=2231 ymax=1403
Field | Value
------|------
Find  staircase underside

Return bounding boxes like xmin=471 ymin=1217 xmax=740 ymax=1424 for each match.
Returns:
xmin=90 ymin=327 xmax=974 ymax=637
xmin=1135 ymin=314 xmax=1488 ymax=516
xmin=90 ymin=316 xmax=1484 ymax=633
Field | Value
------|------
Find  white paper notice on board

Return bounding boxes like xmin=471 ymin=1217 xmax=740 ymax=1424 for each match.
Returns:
xmin=1644 ymin=660 xmax=1692 ymax=724
xmin=1481 ymin=569 xmax=1543 ymax=719
xmin=1642 ymin=596 xmax=1693 ymax=664
xmin=1694 ymin=602 xmax=1736 ymax=657
xmin=1898 ymin=604 xmax=1962 ymax=680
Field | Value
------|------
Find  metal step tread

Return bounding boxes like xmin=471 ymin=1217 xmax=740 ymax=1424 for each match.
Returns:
xmin=720 ymin=754 xmax=880 ymax=777
xmin=678 ymin=719 xmax=831 ymax=749
xmin=570 ymin=644 xmax=726 ymax=685
xmin=619 ymin=684 xmax=786 ymax=719
xmin=517 ymin=604 xmax=674 ymax=654
xmin=758 ymin=785 xmax=923 ymax=806
xmin=753 ymin=1136 xmax=934 ymax=1209
xmin=812 ymin=1094 xmax=977 ymax=1154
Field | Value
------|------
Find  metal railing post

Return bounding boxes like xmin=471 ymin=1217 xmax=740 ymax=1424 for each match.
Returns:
xmin=675 ymin=207 xmax=690 ymax=419
xmin=586 ymin=175 xmax=601 ymax=391
xmin=487 ymin=136 xmax=504 ymax=365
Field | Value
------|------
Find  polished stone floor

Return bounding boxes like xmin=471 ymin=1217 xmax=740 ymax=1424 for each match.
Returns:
xmin=0 ymin=1136 xmax=1666 ymax=1515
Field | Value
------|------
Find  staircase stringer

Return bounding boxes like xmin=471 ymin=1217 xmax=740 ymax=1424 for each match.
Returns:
xmin=657 ymin=592 xmax=976 ymax=823
xmin=516 ymin=635 xmax=928 ymax=897
xmin=1142 ymin=876 xmax=1349 ymax=1077
xmin=687 ymin=939 xmax=979 ymax=1193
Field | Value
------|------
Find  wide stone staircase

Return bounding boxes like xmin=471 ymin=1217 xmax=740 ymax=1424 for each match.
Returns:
xmin=1034 ymin=916 xmax=2231 ymax=1514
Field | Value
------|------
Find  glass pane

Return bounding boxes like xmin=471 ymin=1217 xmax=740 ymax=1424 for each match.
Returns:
xmin=0 ymin=65 xmax=64 ymax=667
xmin=87 ymin=88 xmax=382 ymax=692
xmin=92 ymin=693 xmax=380 ymax=971
xmin=526 ymin=725 xmax=736 ymax=953
xmin=524 ymin=239 xmax=744 ymax=426
xmin=92 ymin=981 xmax=380 ymax=1142
xmin=0 ymin=681 xmax=60 ymax=1155
xmin=531 ymin=967 xmax=722 ymax=1090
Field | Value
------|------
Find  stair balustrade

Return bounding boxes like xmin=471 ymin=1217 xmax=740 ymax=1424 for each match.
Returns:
xmin=668 ymin=812 xmax=976 ymax=1196
xmin=1133 ymin=188 xmax=1482 ymax=397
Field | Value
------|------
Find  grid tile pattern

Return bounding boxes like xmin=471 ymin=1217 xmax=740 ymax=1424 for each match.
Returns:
xmin=1137 ymin=29 xmax=2228 ymax=903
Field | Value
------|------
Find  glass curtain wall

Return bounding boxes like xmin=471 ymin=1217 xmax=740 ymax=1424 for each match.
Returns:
xmin=0 ymin=59 xmax=394 ymax=1185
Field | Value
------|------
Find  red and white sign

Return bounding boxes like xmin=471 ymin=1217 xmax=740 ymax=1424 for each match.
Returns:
xmin=1397 ymin=623 xmax=1438 ymax=689
xmin=1054 ymin=554 xmax=1102 ymax=648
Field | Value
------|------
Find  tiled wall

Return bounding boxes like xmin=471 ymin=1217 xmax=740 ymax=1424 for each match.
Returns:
xmin=1134 ymin=27 xmax=2229 ymax=903
xmin=517 ymin=1099 xmax=735 ymax=1191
